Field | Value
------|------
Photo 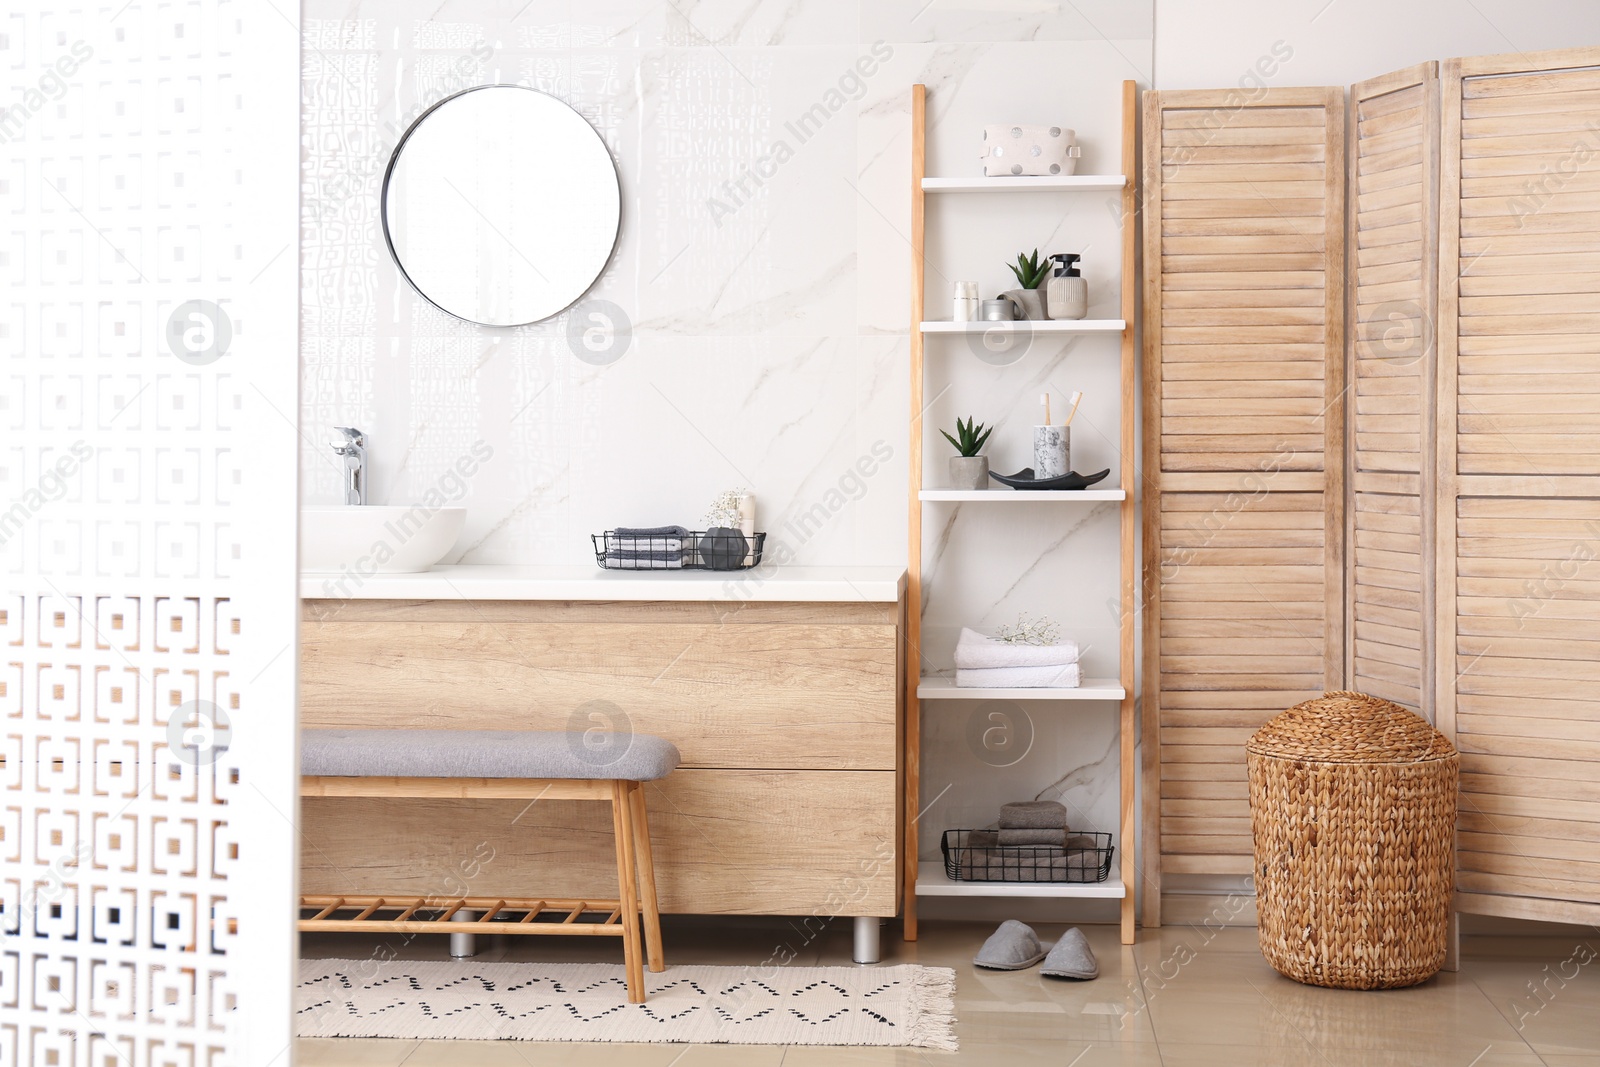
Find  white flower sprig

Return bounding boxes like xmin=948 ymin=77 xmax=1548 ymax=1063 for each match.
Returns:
xmin=704 ymin=487 xmax=747 ymax=530
xmin=995 ymin=613 xmax=1062 ymax=646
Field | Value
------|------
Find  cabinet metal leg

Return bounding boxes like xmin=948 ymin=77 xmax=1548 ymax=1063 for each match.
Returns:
xmin=853 ymin=916 xmax=881 ymax=964
xmin=450 ymin=910 xmax=478 ymax=958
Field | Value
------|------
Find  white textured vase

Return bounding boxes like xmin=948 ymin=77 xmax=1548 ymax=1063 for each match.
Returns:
xmin=1033 ymin=426 xmax=1069 ymax=479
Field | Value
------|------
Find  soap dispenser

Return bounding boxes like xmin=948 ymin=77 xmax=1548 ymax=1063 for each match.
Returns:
xmin=1046 ymin=254 xmax=1087 ymax=320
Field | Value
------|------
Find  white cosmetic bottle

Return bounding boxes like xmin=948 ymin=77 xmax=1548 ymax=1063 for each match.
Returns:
xmin=953 ymin=281 xmax=979 ymax=322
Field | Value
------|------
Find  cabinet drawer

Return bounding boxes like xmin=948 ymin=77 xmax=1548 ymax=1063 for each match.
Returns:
xmin=301 ymin=600 xmax=899 ymax=770
xmin=300 ymin=769 xmax=899 ymax=916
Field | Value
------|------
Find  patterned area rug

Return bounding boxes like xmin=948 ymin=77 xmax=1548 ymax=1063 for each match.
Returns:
xmin=297 ymin=958 xmax=958 ymax=1049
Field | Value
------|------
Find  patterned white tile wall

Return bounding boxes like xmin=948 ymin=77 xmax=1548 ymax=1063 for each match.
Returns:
xmin=305 ymin=5 xmax=932 ymax=563
xmin=4 ymin=2 xmax=299 ymax=1063
xmin=299 ymin=1 xmax=1153 ymax=877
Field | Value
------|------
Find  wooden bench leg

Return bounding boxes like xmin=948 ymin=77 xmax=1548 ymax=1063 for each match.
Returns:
xmin=611 ymin=779 xmax=646 ymax=1003
xmin=629 ymin=781 xmax=665 ymax=973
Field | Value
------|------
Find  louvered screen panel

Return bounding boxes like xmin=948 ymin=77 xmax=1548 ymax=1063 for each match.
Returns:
xmin=1142 ymin=88 xmax=1346 ymax=917
xmin=1348 ymin=64 xmax=1439 ymax=716
xmin=1442 ymin=48 xmax=1600 ymax=924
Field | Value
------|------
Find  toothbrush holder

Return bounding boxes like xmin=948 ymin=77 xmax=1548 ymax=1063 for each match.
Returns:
xmin=1034 ymin=425 xmax=1069 ymax=480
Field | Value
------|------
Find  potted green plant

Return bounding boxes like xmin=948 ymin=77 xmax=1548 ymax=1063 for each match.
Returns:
xmin=1003 ymin=248 xmax=1051 ymax=320
xmin=941 ymin=416 xmax=994 ymax=491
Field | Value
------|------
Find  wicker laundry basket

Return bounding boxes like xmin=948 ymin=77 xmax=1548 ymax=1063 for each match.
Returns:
xmin=1247 ymin=691 xmax=1459 ymax=989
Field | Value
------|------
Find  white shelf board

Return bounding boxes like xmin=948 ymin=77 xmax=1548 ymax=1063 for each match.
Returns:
xmin=920 ymin=319 xmax=1125 ymax=334
xmin=921 ymin=176 xmax=1127 ymax=192
xmin=916 ymin=861 xmax=1126 ymax=899
xmin=917 ymin=676 xmax=1126 ymax=701
xmin=920 ymin=489 xmax=1125 ymax=502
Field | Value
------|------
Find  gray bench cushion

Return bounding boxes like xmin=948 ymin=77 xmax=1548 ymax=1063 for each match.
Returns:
xmin=302 ymin=729 xmax=680 ymax=782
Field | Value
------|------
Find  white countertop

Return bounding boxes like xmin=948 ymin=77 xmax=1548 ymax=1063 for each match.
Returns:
xmin=300 ymin=564 xmax=907 ymax=603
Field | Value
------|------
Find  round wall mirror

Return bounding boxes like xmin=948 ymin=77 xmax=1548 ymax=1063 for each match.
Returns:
xmin=381 ymin=85 xmax=622 ymax=328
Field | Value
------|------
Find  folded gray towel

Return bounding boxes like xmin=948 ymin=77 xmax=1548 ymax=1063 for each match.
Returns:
xmin=607 ymin=528 xmax=687 ymax=553
xmin=1065 ymin=833 xmax=1099 ymax=850
xmin=605 ymin=549 xmax=683 ymax=560
xmin=958 ymin=847 xmax=1076 ymax=882
xmin=1000 ymin=800 xmax=1068 ymax=830
xmin=964 ymin=829 xmax=999 ymax=847
xmin=613 ymin=525 xmax=689 ymax=538
xmin=998 ymin=827 xmax=1067 ymax=846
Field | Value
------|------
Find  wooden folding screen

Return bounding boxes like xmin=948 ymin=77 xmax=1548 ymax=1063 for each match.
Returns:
xmin=1440 ymin=47 xmax=1600 ymax=925
xmin=1347 ymin=64 xmax=1440 ymax=718
xmin=1141 ymin=88 xmax=1346 ymax=924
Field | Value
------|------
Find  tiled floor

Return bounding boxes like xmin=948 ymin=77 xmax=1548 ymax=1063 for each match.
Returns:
xmin=298 ymin=918 xmax=1600 ymax=1065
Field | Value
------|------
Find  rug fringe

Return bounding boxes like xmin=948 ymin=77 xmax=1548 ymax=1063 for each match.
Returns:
xmin=906 ymin=965 xmax=959 ymax=1052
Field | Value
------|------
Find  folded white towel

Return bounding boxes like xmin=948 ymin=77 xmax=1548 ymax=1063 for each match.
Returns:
xmin=954 ymin=628 xmax=1079 ymax=670
xmin=956 ymin=663 xmax=1081 ymax=689
xmin=602 ymin=555 xmax=685 ymax=570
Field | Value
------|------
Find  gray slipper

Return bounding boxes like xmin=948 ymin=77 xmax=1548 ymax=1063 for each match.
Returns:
xmin=974 ymin=919 xmax=1046 ymax=970
xmin=1040 ymin=927 xmax=1099 ymax=980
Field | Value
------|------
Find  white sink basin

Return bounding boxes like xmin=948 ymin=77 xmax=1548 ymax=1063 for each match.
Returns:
xmin=300 ymin=505 xmax=467 ymax=574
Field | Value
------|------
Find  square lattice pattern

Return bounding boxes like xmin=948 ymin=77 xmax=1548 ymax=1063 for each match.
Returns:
xmin=3 ymin=3 xmax=297 ymax=1063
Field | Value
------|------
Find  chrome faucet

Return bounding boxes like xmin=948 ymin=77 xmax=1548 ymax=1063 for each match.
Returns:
xmin=331 ymin=426 xmax=366 ymax=505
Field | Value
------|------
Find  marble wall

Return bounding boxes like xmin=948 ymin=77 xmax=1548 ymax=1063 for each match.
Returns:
xmin=299 ymin=0 xmax=1155 ymax=876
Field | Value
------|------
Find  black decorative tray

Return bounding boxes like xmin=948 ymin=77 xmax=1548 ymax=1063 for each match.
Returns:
xmin=989 ymin=467 xmax=1111 ymax=491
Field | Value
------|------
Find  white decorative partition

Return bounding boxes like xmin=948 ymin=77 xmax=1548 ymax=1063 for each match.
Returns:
xmin=2 ymin=3 xmax=300 ymax=1063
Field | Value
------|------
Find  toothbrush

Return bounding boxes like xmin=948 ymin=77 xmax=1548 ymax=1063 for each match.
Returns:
xmin=1065 ymin=390 xmax=1084 ymax=427
xmin=1041 ymin=392 xmax=1051 ymax=425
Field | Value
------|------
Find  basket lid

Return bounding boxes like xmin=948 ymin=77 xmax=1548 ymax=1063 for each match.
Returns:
xmin=1247 ymin=690 xmax=1457 ymax=764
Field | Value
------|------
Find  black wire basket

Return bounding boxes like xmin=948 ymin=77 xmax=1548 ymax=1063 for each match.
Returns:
xmin=592 ymin=530 xmax=766 ymax=571
xmin=941 ymin=829 xmax=1114 ymax=883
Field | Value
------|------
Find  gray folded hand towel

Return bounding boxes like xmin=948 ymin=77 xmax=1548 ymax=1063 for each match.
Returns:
xmin=1000 ymin=800 xmax=1068 ymax=830
xmin=998 ymin=827 xmax=1067 ymax=846
xmin=959 ymin=847 xmax=1076 ymax=882
xmin=608 ymin=526 xmax=688 ymax=553
xmin=964 ymin=829 xmax=999 ymax=847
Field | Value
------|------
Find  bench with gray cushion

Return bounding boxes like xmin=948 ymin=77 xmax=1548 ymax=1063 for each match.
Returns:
xmin=298 ymin=727 xmax=680 ymax=1004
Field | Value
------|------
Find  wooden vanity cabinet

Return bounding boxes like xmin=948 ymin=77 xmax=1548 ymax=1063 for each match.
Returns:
xmin=298 ymin=596 xmax=904 ymax=917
